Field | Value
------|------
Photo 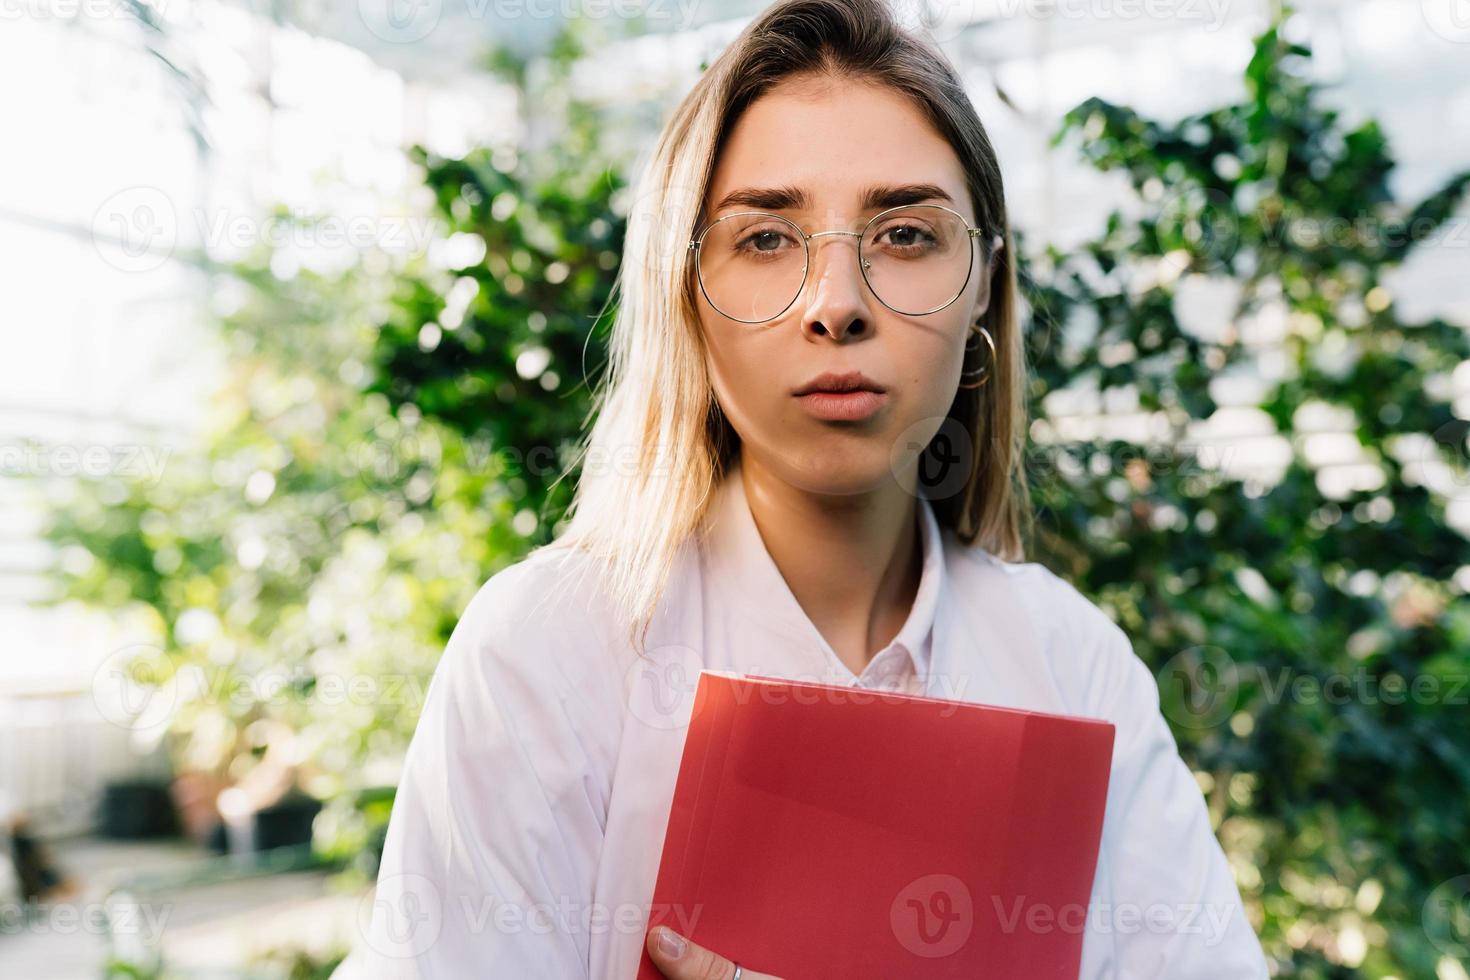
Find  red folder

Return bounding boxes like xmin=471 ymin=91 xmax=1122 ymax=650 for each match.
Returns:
xmin=635 ymin=671 xmax=1115 ymax=980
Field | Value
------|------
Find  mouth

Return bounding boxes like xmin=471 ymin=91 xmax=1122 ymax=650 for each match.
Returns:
xmin=792 ymin=371 xmax=889 ymax=422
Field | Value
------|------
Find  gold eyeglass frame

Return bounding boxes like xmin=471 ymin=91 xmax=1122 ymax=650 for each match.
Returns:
xmin=688 ymin=203 xmax=1003 ymax=324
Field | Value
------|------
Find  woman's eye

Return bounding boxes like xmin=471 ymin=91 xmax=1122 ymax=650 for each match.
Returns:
xmin=737 ymin=229 xmax=791 ymax=253
xmin=752 ymin=231 xmax=783 ymax=250
xmin=878 ymin=224 xmax=935 ymax=248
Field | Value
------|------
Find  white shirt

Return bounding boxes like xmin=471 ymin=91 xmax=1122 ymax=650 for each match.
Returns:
xmin=342 ymin=462 xmax=1269 ymax=979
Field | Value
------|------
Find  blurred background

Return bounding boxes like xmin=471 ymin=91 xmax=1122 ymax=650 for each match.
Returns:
xmin=2 ymin=0 xmax=1469 ymax=976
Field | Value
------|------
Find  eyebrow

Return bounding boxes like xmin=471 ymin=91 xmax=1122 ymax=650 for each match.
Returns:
xmin=709 ymin=182 xmax=956 ymax=214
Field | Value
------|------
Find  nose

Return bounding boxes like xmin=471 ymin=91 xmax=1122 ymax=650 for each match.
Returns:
xmin=798 ymin=231 xmax=873 ymax=343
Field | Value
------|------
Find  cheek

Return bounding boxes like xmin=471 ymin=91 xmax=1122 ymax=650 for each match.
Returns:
xmin=699 ymin=312 xmax=773 ymax=431
xmin=895 ymin=316 xmax=969 ymax=414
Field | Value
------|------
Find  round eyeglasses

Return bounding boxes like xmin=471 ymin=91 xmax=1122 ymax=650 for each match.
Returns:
xmin=689 ymin=203 xmax=1000 ymax=324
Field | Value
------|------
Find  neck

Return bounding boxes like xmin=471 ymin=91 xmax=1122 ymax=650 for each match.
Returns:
xmin=738 ymin=454 xmax=921 ymax=676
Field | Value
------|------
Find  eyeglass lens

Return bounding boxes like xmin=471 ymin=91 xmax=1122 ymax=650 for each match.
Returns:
xmin=695 ymin=205 xmax=978 ymax=322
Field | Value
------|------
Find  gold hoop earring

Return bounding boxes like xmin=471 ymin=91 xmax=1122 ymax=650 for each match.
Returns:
xmin=958 ymin=324 xmax=996 ymax=390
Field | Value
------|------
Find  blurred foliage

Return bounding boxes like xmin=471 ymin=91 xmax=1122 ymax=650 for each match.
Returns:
xmin=247 ymin=946 xmax=348 ymax=979
xmin=1030 ymin=15 xmax=1470 ymax=978
xmin=104 ymin=946 xmax=345 ymax=980
xmin=45 ymin=10 xmax=1470 ymax=980
xmin=46 ymin=22 xmax=623 ymax=878
xmin=369 ymin=27 xmax=625 ymax=536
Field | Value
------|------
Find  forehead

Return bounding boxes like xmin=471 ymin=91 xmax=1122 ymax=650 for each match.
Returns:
xmin=705 ymin=76 xmax=970 ymax=218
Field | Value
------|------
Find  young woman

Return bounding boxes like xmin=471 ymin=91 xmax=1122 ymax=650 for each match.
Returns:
xmin=350 ymin=0 xmax=1269 ymax=977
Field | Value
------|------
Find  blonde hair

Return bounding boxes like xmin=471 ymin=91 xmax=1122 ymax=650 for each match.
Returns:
xmin=546 ymin=0 xmax=1031 ymax=653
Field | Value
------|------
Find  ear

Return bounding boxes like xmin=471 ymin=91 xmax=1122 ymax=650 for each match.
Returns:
xmin=971 ymin=276 xmax=992 ymax=324
xmin=971 ymin=234 xmax=1004 ymax=322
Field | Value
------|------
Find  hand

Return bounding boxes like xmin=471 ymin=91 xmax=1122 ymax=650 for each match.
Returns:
xmin=646 ymin=926 xmax=785 ymax=980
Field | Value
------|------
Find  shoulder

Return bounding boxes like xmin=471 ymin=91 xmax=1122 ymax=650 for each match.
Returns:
xmin=944 ymin=536 xmax=1127 ymax=657
xmin=944 ymin=537 xmax=1154 ymax=720
xmin=455 ymin=543 xmax=618 ymax=649
xmin=428 ymin=544 xmax=634 ymax=729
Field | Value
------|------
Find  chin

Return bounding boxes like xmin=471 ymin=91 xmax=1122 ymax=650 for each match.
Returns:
xmin=754 ymin=438 xmax=903 ymax=498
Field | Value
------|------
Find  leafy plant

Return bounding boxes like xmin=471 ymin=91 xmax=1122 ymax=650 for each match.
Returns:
xmin=46 ymin=11 xmax=1470 ymax=978
xmin=45 ymin=22 xmax=626 ymax=872
xmin=1026 ymin=15 xmax=1470 ymax=976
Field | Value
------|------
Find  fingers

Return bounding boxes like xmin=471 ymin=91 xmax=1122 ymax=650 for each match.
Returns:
xmin=645 ymin=926 xmax=782 ymax=980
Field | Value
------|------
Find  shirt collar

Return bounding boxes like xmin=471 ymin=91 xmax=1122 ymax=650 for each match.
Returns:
xmin=699 ymin=458 xmax=946 ymax=679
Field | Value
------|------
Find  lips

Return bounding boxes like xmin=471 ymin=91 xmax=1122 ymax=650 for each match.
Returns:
xmin=792 ymin=371 xmax=887 ymax=396
xmin=794 ymin=388 xmax=889 ymax=422
xmin=791 ymin=370 xmax=889 ymax=422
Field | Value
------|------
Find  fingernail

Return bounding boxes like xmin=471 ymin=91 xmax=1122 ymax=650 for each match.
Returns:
xmin=656 ymin=928 xmax=687 ymax=959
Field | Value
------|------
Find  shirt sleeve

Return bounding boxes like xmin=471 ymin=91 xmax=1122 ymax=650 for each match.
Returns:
xmin=343 ymin=554 xmax=625 ymax=979
xmin=1086 ymin=617 xmax=1270 ymax=978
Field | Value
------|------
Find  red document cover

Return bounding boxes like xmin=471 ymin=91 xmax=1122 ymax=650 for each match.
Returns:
xmin=635 ymin=670 xmax=1116 ymax=980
